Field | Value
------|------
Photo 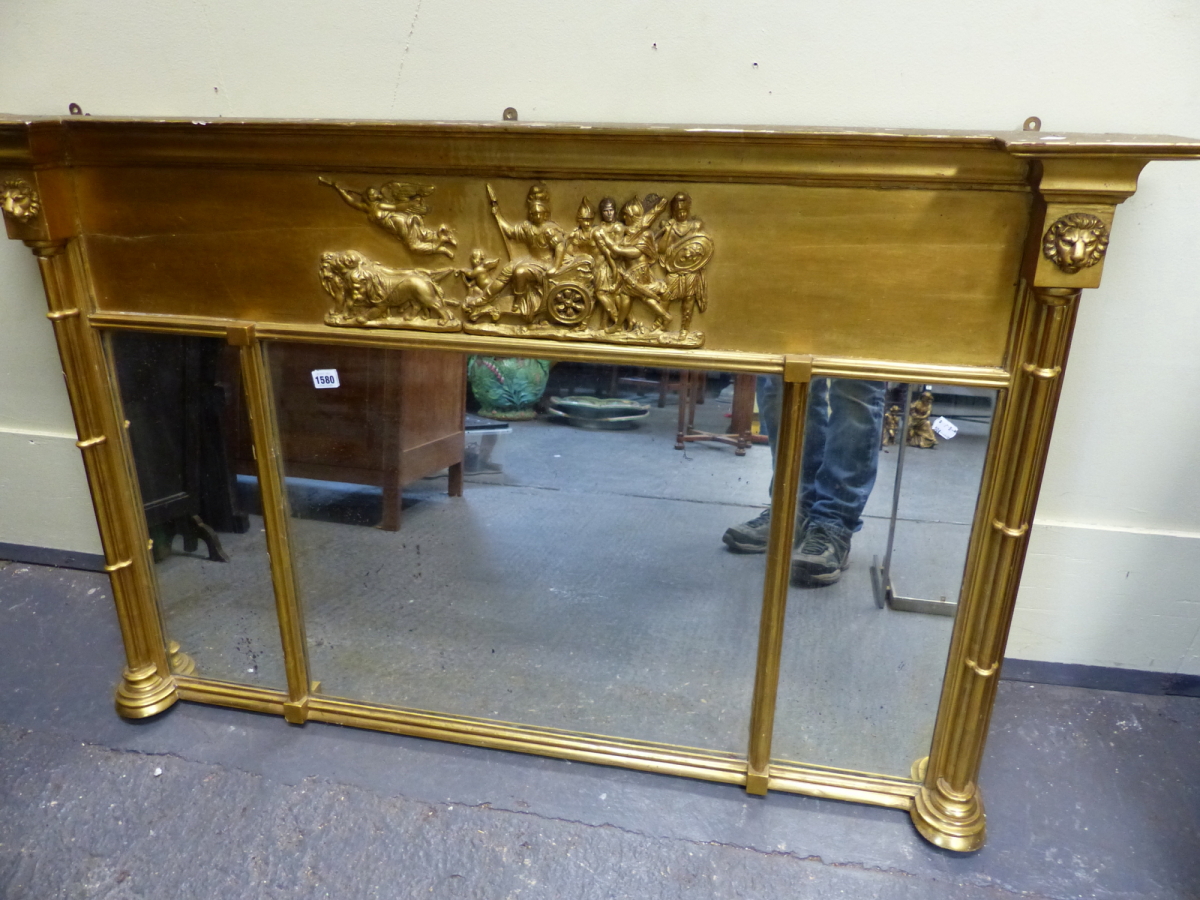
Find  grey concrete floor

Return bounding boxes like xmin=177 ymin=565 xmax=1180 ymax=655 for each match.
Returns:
xmin=2 ymin=559 xmax=1199 ymax=898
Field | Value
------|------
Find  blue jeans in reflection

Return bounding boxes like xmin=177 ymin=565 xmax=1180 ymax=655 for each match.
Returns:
xmin=757 ymin=376 xmax=885 ymax=541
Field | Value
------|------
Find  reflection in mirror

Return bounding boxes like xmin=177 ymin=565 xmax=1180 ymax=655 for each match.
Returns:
xmin=769 ymin=379 xmax=995 ymax=777
xmin=268 ymin=343 xmax=769 ymax=752
xmin=108 ymin=332 xmax=285 ymax=688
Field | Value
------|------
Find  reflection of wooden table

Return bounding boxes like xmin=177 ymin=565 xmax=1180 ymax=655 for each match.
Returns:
xmin=675 ymin=371 xmax=757 ymax=455
xmin=232 ymin=344 xmax=465 ymax=531
xmin=618 ymin=368 xmax=695 ymax=408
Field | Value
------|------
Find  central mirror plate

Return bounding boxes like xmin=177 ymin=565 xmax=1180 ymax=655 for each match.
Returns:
xmin=268 ymin=344 xmax=768 ymax=754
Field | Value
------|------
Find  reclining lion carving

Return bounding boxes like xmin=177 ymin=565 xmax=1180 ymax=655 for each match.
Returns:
xmin=320 ymin=250 xmax=459 ymax=329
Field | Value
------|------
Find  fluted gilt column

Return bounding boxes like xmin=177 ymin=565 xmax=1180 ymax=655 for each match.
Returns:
xmin=913 ymin=148 xmax=1143 ymax=850
xmin=30 ymin=239 xmax=178 ymax=717
xmin=912 ymin=280 xmax=1080 ymax=849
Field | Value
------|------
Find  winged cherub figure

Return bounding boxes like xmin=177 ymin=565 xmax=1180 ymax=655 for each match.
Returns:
xmin=319 ymin=177 xmax=457 ymax=258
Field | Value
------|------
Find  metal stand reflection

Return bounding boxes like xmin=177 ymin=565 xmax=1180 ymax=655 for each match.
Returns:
xmin=870 ymin=384 xmax=958 ymax=617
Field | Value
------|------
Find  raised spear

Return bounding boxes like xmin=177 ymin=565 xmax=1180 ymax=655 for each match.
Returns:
xmin=485 ymin=183 xmax=514 ymax=262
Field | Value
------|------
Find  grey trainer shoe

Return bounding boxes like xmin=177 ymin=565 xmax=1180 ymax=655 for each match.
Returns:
xmin=723 ymin=508 xmax=772 ymax=553
xmin=790 ymin=522 xmax=851 ymax=586
xmin=723 ymin=509 xmax=809 ymax=553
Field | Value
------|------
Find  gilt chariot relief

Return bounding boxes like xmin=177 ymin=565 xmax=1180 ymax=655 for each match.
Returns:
xmin=318 ymin=178 xmax=714 ymax=348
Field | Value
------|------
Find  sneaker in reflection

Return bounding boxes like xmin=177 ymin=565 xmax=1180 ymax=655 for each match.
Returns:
xmin=722 ymin=508 xmax=773 ymax=553
xmin=790 ymin=522 xmax=851 ymax=587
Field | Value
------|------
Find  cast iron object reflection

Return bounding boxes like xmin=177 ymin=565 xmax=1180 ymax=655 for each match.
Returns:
xmin=870 ymin=383 xmax=994 ymax=618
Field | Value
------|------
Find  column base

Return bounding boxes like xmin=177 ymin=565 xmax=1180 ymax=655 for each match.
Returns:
xmin=283 ymin=696 xmax=310 ymax=724
xmin=744 ymin=769 xmax=770 ymax=796
xmin=167 ymin=640 xmax=196 ymax=676
xmin=910 ymin=756 xmax=929 ymax=782
xmin=910 ymin=781 xmax=986 ymax=853
xmin=114 ymin=662 xmax=178 ymax=719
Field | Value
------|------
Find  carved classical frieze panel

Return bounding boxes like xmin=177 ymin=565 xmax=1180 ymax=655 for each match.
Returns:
xmin=319 ymin=179 xmax=714 ymax=348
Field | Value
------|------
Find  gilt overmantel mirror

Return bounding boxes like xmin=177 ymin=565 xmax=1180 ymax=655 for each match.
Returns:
xmin=4 ymin=115 xmax=1197 ymax=851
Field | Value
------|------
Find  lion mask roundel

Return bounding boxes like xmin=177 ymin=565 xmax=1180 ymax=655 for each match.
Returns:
xmin=1043 ymin=213 xmax=1110 ymax=274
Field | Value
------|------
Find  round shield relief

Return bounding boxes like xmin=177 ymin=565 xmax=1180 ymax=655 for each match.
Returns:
xmin=661 ymin=234 xmax=714 ymax=274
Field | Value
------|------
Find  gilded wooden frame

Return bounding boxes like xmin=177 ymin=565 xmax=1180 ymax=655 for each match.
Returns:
xmin=4 ymin=115 xmax=1198 ymax=851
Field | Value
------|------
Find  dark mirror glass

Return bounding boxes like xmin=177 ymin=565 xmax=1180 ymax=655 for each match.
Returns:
xmin=108 ymin=332 xmax=285 ymax=688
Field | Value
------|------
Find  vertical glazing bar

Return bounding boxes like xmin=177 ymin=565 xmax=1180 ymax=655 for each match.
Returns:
xmin=746 ymin=356 xmax=812 ymax=794
xmin=228 ymin=326 xmax=313 ymax=723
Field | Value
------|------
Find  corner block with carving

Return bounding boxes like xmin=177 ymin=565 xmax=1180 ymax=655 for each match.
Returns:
xmin=1042 ymin=213 xmax=1110 ymax=274
xmin=1 ymin=178 xmax=40 ymax=225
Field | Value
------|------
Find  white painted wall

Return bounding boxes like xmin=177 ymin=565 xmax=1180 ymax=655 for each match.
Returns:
xmin=0 ymin=234 xmax=101 ymax=553
xmin=2 ymin=1 xmax=1198 ymax=671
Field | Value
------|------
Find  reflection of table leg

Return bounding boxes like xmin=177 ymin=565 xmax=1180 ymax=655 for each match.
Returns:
xmin=381 ymin=471 xmax=402 ymax=532
xmin=729 ymin=372 xmax=754 ymax=454
xmin=150 ymin=514 xmax=229 ymax=563
xmin=675 ymin=371 xmax=754 ymax=455
xmin=674 ymin=370 xmax=696 ymax=449
xmin=381 ymin=357 xmax=403 ymax=532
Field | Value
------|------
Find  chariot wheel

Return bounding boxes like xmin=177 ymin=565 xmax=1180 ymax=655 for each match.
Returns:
xmin=546 ymin=281 xmax=594 ymax=326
